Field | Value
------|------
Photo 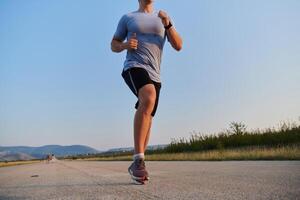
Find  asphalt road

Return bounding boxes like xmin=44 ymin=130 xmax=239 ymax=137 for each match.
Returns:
xmin=0 ymin=160 xmax=299 ymax=200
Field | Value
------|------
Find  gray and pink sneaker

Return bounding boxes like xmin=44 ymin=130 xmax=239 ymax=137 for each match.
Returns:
xmin=128 ymin=158 xmax=149 ymax=184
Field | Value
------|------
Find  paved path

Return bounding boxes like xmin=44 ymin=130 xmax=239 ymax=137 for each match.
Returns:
xmin=0 ymin=160 xmax=299 ymax=200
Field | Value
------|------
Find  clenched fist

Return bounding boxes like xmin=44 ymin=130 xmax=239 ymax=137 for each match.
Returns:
xmin=158 ymin=10 xmax=170 ymax=27
xmin=126 ymin=32 xmax=138 ymax=50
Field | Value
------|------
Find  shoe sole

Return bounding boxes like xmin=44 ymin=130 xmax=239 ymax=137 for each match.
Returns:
xmin=128 ymin=169 xmax=148 ymax=184
xmin=133 ymin=178 xmax=146 ymax=185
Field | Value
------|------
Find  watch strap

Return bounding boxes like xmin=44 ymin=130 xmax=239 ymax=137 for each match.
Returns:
xmin=164 ymin=21 xmax=173 ymax=30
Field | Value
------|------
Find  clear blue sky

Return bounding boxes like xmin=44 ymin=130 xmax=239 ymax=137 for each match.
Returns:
xmin=1 ymin=0 xmax=299 ymax=151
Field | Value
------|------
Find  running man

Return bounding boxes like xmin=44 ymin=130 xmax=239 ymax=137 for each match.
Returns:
xmin=111 ymin=0 xmax=182 ymax=184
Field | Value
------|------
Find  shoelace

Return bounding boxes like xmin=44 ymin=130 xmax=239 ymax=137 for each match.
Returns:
xmin=135 ymin=159 xmax=145 ymax=169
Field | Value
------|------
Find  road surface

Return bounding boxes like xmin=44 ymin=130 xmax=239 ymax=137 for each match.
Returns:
xmin=0 ymin=160 xmax=299 ymax=200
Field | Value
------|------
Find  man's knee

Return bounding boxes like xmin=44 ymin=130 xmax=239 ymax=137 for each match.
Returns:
xmin=141 ymin=95 xmax=156 ymax=108
xmin=138 ymin=84 xmax=156 ymax=114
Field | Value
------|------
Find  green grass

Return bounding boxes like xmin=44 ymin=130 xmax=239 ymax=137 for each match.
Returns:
xmin=161 ymin=121 xmax=300 ymax=153
xmin=63 ymin=120 xmax=300 ymax=161
xmin=77 ymin=144 xmax=300 ymax=161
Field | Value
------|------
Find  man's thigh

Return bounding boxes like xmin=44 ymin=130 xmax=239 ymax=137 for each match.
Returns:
xmin=137 ymin=82 xmax=161 ymax=116
xmin=138 ymin=84 xmax=156 ymax=104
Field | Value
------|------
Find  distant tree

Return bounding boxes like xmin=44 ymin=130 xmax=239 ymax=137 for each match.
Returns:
xmin=229 ymin=122 xmax=247 ymax=135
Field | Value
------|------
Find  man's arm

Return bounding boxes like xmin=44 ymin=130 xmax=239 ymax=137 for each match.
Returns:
xmin=111 ymin=33 xmax=138 ymax=53
xmin=158 ymin=10 xmax=183 ymax=51
xmin=111 ymin=38 xmax=127 ymax=53
xmin=165 ymin=26 xmax=183 ymax=51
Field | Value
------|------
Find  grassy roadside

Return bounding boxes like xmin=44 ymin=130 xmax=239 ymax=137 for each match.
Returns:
xmin=77 ymin=144 xmax=300 ymax=161
xmin=64 ymin=121 xmax=300 ymax=161
xmin=0 ymin=160 xmax=42 ymax=168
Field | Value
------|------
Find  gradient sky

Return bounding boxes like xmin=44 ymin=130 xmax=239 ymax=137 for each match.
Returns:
xmin=0 ymin=0 xmax=299 ymax=151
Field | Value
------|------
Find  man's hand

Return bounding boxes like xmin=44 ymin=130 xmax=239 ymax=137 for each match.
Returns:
xmin=111 ymin=33 xmax=138 ymax=53
xmin=158 ymin=10 xmax=170 ymax=27
xmin=125 ymin=32 xmax=138 ymax=50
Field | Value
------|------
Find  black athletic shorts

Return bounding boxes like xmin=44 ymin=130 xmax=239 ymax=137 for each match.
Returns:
xmin=121 ymin=67 xmax=161 ymax=117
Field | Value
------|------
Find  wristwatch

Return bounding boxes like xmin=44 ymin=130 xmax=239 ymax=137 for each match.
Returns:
xmin=164 ymin=21 xmax=173 ymax=30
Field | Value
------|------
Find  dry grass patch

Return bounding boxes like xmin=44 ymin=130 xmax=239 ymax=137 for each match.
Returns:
xmin=0 ymin=160 xmax=41 ymax=168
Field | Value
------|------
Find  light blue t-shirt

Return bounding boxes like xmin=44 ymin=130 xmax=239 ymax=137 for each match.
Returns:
xmin=114 ymin=11 xmax=167 ymax=83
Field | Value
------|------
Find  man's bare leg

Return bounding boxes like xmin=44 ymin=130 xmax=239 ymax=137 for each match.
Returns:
xmin=143 ymin=117 xmax=152 ymax=151
xmin=133 ymin=84 xmax=156 ymax=154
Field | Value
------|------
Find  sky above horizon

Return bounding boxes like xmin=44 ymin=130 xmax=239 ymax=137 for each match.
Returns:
xmin=0 ymin=0 xmax=299 ymax=151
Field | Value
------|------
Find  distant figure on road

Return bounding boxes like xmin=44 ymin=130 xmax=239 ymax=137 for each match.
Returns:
xmin=111 ymin=0 xmax=182 ymax=184
xmin=46 ymin=154 xmax=57 ymax=163
xmin=46 ymin=154 xmax=52 ymax=163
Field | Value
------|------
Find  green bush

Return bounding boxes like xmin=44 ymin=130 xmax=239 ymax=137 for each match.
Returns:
xmin=162 ymin=121 xmax=300 ymax=153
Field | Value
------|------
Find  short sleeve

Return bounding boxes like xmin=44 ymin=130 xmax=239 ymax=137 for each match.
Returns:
xmin=113 ymin=15 xmax=128 ymax=41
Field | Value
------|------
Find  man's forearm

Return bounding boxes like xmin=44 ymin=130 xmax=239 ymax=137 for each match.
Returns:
xmin=157 ymin=10 xmax=183 ymax=51
xmin=111 ymin=39 xmax=127 ymax=53
xmin=166 ymin=27 xmax=183 ymax=51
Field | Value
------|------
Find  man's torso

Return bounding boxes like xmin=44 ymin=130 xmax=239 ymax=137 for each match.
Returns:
xmin=115 ymin=11 xmax=167 ymax=82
